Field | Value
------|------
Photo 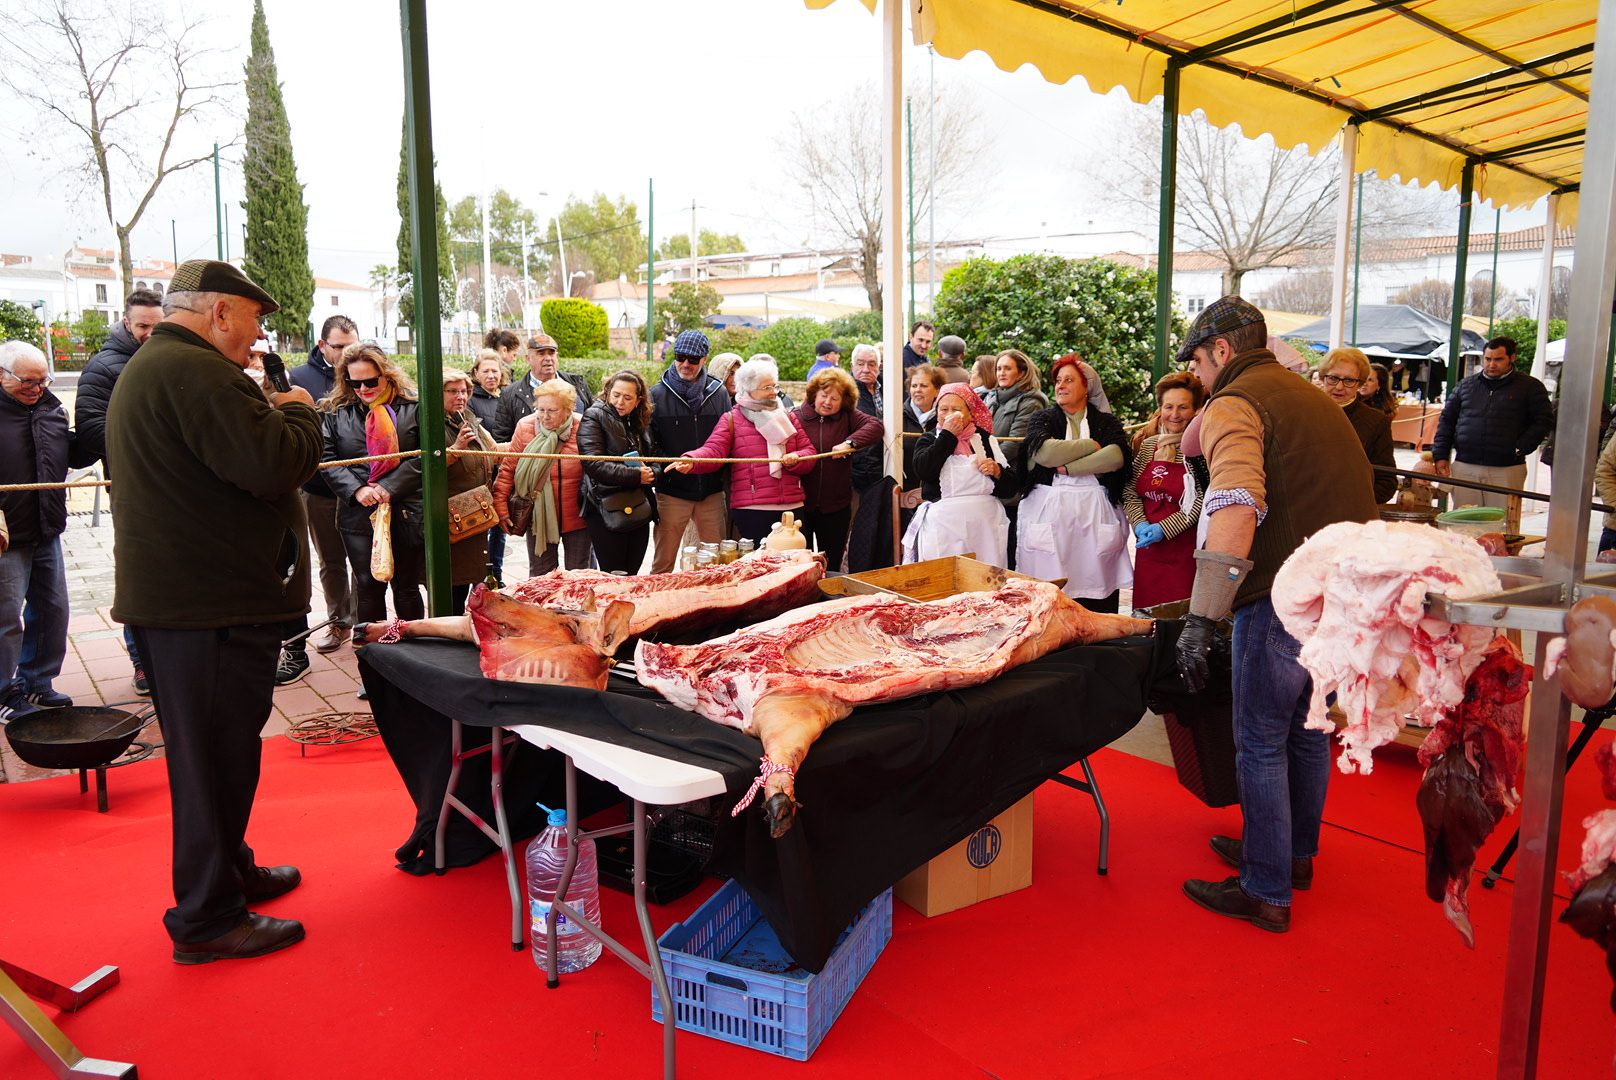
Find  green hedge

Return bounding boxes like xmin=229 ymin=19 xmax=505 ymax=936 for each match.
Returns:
xmin=392 ymin=354 xmax=664 ymax=398
xmin=540 ymin=298 xmax=609 ymax=356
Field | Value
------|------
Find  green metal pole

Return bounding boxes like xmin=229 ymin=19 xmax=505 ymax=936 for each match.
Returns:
xmin=213 ymin=143 xmax=223 ymax=260
xmin=1488 ymin=205 xmax=1502 ymax=335
xmin=399 ymin=0 xmax=450 ymax=615
xmin=1153 ymin=61 xmax=1182 ymax=381
xmin=906 ymin=96 xmax=916 ymax=329
xmin=646 ymin=179 xmax=655 ymax=361
xmin=1444 ymin=159 xmax=1477 ymax=402
xmin=1351 ymin=174 xmax=1364 ymax=343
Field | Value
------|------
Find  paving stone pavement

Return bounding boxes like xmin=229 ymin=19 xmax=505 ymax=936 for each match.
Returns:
xmin=1 ymin=484 xmax=370 ymax=785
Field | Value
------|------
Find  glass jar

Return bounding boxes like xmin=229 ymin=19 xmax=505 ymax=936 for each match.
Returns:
xmin=718 ymin=540 xmax=739 ymax=564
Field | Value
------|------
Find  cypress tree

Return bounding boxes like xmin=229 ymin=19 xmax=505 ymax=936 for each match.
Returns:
xmin=395 ymin=117 xmax=453 ymax=329
xmin=241 ymin=0 xmax=314 ymax=345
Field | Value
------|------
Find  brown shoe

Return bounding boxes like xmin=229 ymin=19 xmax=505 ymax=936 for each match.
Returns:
xmin=1209 ymin=835 xmax=1314 ymax=890
xmin=173 ymin=913 xmax=305 ymax=964
xmin=1183 ymin=876 xmax=1290 ymax=933
xmin=241 ymin=864 xmax=301 ymax=903
xmin=314 ymin=625 xmax=351 ymax=654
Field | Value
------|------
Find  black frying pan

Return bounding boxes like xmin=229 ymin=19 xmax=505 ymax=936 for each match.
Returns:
xmin=5 ymin=706 xmax=147 ymax=770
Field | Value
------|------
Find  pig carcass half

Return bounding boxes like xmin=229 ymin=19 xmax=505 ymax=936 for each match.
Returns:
xmin=1415 ymin=636 xmax=1531 ymax=948
xmin=509 ymin=549 xmax=825 ymax=639
xmin=356 ymin=584 xmax=632 ymax=691
xmin=1563 ymin=744 xmax=1616 ymax=1013
xmin=635 ymin=579 xmax=1153 ymax=838
xmin=1271 ymin=520 xmax=1502 ymax=774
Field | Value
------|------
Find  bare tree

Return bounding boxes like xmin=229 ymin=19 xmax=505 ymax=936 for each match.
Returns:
xmin=1254 ymin=271 xmax=1338 ymax=315
xmin=1392 ymin=279 xmax=1454 ymax=320
xmin=0 ymin=1 xmax=237 ymax=289
xmin=1097 ymin=108 xmax=1449 ymax=296
xmin=775 ymin=82 xmax=988 ymax=311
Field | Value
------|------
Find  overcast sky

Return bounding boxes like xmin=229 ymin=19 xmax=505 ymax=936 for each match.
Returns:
xmin=0 ymin=0 xmax=1542 ymax=288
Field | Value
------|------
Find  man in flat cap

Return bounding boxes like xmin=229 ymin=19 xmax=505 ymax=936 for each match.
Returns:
xmin=1174 ymin=296 xmax=1375 ymax=935
xmin=107 ymin=260 xmax=322 ymax=963
xmin=493 ymin=332 xmax=594 ymax=442
xmin=649 ymin=328 xmax=731 ymax=572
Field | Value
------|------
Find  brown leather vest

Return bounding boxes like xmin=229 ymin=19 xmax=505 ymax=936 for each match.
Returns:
xmin=1211 ymin=351 xmax=1379 ymax=608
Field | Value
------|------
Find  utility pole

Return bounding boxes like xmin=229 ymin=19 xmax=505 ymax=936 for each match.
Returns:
xmin=520 ymin=222 xmax=531 ymax=332
xmin=928 ymin=46 xmax=936 ymax=315
xmin=645 ymin=179 xmax=655 ymax=360
xmin=213 ymin=142 xmax=223 ymax=259
xmin=224 ymin=203 xmax=231 ymax=262
xmin=690 ymin=198 xmax=698 ymax=285
xmin=906 ymin=96 xmax=915 ymax=329
xmin=170 ymin=220 xmax=178 ymax=266
xmin=557 ymin=218 xmax=571 ymax=298
xmin=481 ymin=188 xmax=493 ymax=329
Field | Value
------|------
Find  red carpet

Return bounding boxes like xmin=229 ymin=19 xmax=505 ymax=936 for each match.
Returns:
xmin=2 ymin=733 xmax=1612 ymax=1079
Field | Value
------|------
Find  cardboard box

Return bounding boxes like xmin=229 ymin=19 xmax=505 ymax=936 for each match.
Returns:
xmin=895 ymin=792 xmax=1035 ymax=917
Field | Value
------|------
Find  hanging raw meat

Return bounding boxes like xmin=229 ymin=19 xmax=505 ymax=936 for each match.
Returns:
xmin=1415 ymin=636 xmax=1531 ymax=947
xmin=1544 ymin=595 xmax=1616 ymax=709
xmin=635 ymin=579 xmax=1153 ymax=837
xmin=356 ymin=585 xmax=633 ymax=691
xmin=1563 ymin=744 xmax=1616 ymax=1013
xmin=509 ymin=549 xmax=825 ymax=638
xmin=1271 ymin=520 xmax=1502 ymax=774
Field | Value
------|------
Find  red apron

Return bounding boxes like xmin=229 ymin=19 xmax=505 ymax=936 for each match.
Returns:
xmin=1132 ymin=459 xmax=1196 ymax=609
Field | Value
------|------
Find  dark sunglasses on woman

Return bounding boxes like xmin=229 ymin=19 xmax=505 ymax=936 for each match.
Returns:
xmin=347 ymin=376 xmax=382 ymax=389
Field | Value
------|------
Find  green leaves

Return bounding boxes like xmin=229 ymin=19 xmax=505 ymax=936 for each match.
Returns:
xmin=540 ymin=299 xmax=609 ymax=357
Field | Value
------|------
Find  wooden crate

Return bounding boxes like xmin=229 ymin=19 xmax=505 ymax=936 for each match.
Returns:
xmin=818 ymin=555 xmax=1062 ymax=602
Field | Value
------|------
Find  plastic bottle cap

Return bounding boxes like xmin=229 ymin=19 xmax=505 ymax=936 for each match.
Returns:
xmin=536 ymin=802 xmax=567 ymax=827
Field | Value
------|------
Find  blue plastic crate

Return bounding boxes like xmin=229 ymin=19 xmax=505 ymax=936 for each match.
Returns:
xmin=653 ymin=881 xmax=892 ymax=1060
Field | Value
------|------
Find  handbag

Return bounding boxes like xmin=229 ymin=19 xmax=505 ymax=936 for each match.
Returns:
xmin=505 ymin=492 xmax=534 ymax=536
xmin=448 ymin=485 xmax=498 ymax=543
xmin=597 ymin=487 xmax=652 ymax=533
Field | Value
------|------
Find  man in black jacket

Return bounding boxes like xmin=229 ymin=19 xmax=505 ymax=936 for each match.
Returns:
xmin=648 ymin=330 xmax=731 ymax=572
xmin=74 ymin=287 xmax=162 ymax=695
xmin=283 ymin=314 xmax=360 ymax=662
xmin=1 ymin=341 xmax=97 ymax=720
xmin=1431 ymin=336 xmax=1554 ymax=512
xmin=493 ymin=332 xmax=593 ymax=440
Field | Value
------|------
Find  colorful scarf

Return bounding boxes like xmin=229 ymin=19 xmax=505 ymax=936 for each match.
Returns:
xmin=939 ymin=383 xmax=996 ymax=455
xmin=365 ymin=382 xmax=400 ymax=483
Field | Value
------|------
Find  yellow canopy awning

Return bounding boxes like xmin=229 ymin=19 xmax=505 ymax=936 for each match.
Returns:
xmin=807 ymin=0 xmax=1591 ymax=215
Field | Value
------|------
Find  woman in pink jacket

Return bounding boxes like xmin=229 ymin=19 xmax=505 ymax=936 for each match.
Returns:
xmin=667 ymin=357 xmax=815 ymax=544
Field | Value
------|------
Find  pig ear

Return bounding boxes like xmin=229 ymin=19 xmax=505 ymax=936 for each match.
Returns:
xmin=599 ymin=599 xmax=634 ymax=655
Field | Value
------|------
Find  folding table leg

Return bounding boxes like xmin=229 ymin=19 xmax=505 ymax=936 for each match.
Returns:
xmin=433 ymin=719 xmax=465 ymax=876
xmin=1481 ymin=711 xmax=1605 ymax=888
xmin=0 ymin=962 xmax=135 ymax=1079
xmin=632 ymin=799 xmax=678 ymax=1080
xmin=488 ymin=726 xmax=523 ymax=951
xmin=1050 ymin=756 xmax=1110 ymax=875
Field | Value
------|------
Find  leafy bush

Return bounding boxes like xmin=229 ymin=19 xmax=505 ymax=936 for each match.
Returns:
xmin=1487 ymin=315 xmax=1567 ymax=365
xmin=750 ymin=317 xmax=826 ymax=381
xmin=707 ymin=325 xmax=760 ymax=358
xmin=540 ymin=298 xmax=609 ymax=356
xmin=825 ymin=309 xmax=883 ymax=346
xmin=934 ymin=255 xmax=1178 ymax=423
xmin=653 ymin=281 xmax=723 ymax=339
xmin=71 ymin=310 xmax=111 ymax=356
xmin=0 ymin=299 xmax=44 ymax=351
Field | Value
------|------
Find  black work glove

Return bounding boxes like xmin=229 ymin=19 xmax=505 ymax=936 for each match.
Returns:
xmin=1175 ymin=614 xmax=1218 ymax=693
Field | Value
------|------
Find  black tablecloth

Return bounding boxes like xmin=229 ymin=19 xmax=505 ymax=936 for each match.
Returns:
xmin=361 ymin=632 xmax=1171 ymax=971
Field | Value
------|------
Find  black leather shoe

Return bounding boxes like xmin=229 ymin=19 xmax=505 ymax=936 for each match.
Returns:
xmin=173 ymin=913 xmax=305 ymax=964
xmin=241 ymin=865 xmax=302 ymax=903
xmin=1210 ymin=835 xmax=1314 ymax=890
xmin=1183 ymin=876 xmax=1290 ymax=933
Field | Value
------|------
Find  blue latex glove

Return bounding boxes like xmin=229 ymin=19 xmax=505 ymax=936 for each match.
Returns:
xmin=1135 ymin=522 xmax=1166 ymax=549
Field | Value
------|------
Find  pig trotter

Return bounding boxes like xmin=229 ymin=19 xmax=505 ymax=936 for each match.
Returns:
xmin=731 ymin=756 xmax=799 ymax=836
xmin=765 ymin=792 xmax=799 ymax=839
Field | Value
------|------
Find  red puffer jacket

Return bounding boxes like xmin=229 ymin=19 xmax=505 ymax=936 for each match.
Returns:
xmin=681 ymin=406 xmax=815 ymax=509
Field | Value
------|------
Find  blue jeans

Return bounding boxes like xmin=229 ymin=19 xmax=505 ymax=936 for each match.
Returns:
xmin=1600 ymin=527 xmax=1616 ymax=555
xmin=123 ymin=623 xmax=143 ymax=669
xmin=1 ymin=537 xmax=69 ymax=695
xmin=1231 ymin=596 xmax=1330 ymax=906
xmin=486 ymin=527 xmax=507 ymax=580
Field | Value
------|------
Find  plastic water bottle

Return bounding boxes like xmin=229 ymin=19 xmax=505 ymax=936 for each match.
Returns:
xmin=526 ymin=803 xmax=602 ymax=975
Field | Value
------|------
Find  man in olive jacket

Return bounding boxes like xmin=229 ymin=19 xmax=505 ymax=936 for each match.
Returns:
xmin=107 ymin=260 xmax=323 ymax=965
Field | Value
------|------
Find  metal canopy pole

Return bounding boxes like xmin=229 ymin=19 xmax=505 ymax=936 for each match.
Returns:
xmin=1445 ymin=160 xmax=1477 ymax=397
xmin=881 ymin=0 xmax=906 ymax=487
xmin=1153 ymin=60 xmax=1181 ymax=381
xmin=399 ymin=0 xmax=450 ymax=615
xmin=1526 ymin=192 xmax=1559 ymax=491
xmin=1497 ymin=3 xmax=1616 ymax=1073
xmin=1328 ymin=122 xmax=1359 ymax=350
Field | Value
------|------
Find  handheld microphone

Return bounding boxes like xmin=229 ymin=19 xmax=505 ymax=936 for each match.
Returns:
xmin=263 ymin=352 xmax=291 ymax=393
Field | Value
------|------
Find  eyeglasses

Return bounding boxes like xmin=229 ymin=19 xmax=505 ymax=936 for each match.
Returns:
xmin=676 ymin=356 xmax=703 ymax=365
xmin=0 ymin=365 xmax=51 ymax=389
xmin=1320 ymin=374 xmax=1363 ymax=387
xmin=347 ymin=376 xmax=382 ymax=389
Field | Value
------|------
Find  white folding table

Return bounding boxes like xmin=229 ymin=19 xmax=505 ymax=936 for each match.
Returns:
xmin=435 ymin=718 xmax=726 ymax=1080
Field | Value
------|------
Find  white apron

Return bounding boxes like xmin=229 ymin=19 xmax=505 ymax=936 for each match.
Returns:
xmin=1017 ymin=473 xmax=1133 ymax=599
xmin=902 ymin=453 xmax=1010 ymax=567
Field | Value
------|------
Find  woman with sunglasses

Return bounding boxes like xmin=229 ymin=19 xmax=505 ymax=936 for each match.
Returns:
xmin=1318 ymin=347 xmax=1396 ymax=503
xmin=321 ymin=343 xmax=426 ymax=621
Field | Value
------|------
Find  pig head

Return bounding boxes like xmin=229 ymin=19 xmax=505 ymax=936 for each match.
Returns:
xmin=466 ymin=585 xmax=633 ymax=691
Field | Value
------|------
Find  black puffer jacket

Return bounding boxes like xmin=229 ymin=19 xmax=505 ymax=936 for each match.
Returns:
xmin=289 ymin=345 xmax=340 ymax=496
xmin=576 ymin=401 xmax=658 ymax=522
xmin=1020 ymin=405 xmax=1133 ymax=505
xmin=2 ymin=387 xmax=95 ymax=546
xmin=1431 ymin=368 xmax=1554 ymax=467
xmin=649 ymin=367 xmax=731 ymax=501
xmin=74 ymin=321 xmax=142 ymax=467
xmin=493 ymin=371 xmax=593 ymax=441
xmin=321 ymin=401 xmax=424 ymax=534
xmin=466 ymin=384 xmax=502 ymax=432
xmin=852 ymin=380 xmax=885 ymax=491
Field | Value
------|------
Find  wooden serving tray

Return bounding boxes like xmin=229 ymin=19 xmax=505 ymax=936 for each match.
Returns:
xmin=818 ymin=555 xmax=1065 ymax=602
